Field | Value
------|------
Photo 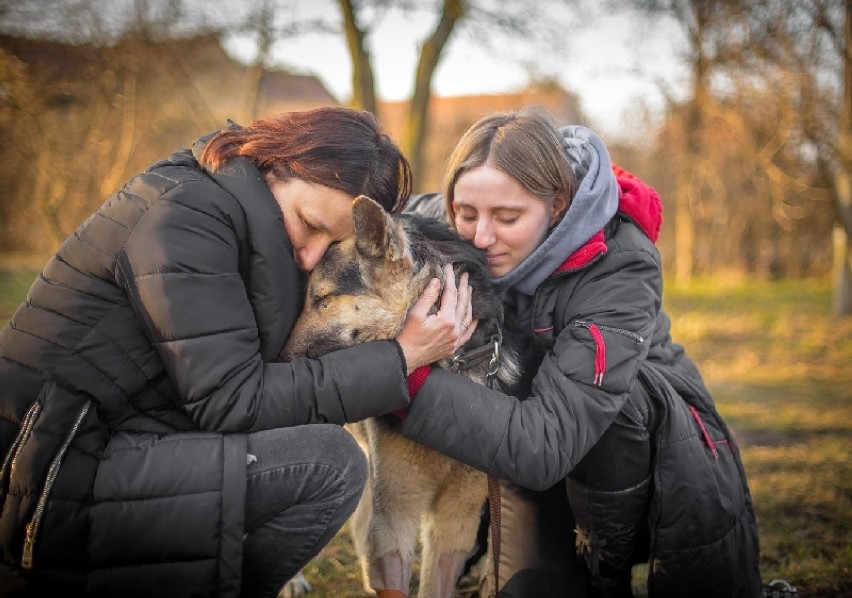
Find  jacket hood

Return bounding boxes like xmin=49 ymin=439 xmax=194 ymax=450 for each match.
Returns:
xmin=492 ymin=125 xmax=619 ymax=296
xmin=552 ymin=165 xmax=664 ymax=275
xmin=611 ymin=164 xmax=662 ymax=243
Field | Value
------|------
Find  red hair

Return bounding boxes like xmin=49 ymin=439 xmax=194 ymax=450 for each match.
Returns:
xmin=201 ymin=107 xmax=412 ymax=212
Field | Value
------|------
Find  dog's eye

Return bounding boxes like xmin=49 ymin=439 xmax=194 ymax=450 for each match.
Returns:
xmin=312 ymin=294 xmax=331 ymax=309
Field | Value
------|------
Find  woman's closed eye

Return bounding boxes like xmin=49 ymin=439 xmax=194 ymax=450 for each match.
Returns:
xmin=301 ymin=216 xmax=321 ymax=233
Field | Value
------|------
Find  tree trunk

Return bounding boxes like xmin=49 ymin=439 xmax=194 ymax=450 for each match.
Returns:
xmin=99 ymin=71 xmax=137 ymax=198
xmin=673 ymin=179 xmax=695 ymax=284
xmin=833 ymin=179 xmax=852 ymax=314
xmin=406 ymin=0 xmax=464 ymax=190
xmin=674 ymin=2 xmax=711 ymax=285
xmin=338 ymin=0 xmax=377 ymax=116
xmin=834 ymin=0 xmax=852 ymax=315
xmin=239 ymin=0 xmax=275 ymax=122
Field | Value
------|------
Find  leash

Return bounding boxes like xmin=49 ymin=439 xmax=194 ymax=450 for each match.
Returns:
xmin=487 ymin=474 xmax=501 ymax=597
xmin=486 ymin=365 xmax=502 ymax=596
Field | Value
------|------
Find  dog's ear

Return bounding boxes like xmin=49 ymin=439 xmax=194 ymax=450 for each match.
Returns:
xmin=353 ymin=195 xmax=406 ymax=262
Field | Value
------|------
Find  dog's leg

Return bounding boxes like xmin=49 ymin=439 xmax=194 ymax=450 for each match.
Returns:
xmin=366 ymin=432 xmax=432 ymax=596
xmin=417 ymin=470 xmax=487 ymax=598
xmin=367 ymin=476 xmax=425 ymax=595
xmin=367 ymin=511 xmax=420 ymax=594
xmin=346 ymin=423 xmax=375 ymax=594
xmin=350 ymin=475 xmax=375 ymax=594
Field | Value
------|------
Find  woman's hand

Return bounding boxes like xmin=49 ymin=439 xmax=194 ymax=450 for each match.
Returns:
xmin=396 ymin=264 xmax=477 ymax=374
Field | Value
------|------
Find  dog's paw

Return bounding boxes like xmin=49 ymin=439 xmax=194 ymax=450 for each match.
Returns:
xmin=278 ymin=571 xmax=313 ymax=597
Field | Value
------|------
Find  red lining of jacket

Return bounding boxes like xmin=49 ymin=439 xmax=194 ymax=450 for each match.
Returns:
xmin=554 ymin=164 xmax=662 ymax=274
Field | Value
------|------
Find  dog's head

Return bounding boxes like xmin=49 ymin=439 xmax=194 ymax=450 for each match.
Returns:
xmin=280 ymin=195 xmax=503 ymax=361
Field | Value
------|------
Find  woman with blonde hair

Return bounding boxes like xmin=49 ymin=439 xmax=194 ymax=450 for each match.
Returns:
xmin=402 ymin=109 xmax=761 ymax=597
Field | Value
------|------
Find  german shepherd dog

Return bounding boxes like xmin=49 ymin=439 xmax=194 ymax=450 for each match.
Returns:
xmin=281 ymin=196 xmax=520 ymax=597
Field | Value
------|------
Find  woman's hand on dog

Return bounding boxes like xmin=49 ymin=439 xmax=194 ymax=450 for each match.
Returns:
xmin=397 ymin=264 xmax=477 ymax=374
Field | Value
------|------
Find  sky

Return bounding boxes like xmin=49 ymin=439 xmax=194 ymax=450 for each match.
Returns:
xmin=222 ymin=4 xmax=690 ymax=142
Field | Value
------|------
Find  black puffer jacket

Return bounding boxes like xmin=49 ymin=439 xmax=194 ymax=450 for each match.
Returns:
xmin=401 ymin=171 xmax=762 ymax=596
xmin=0 ymin=130 xmax=409 ymax=596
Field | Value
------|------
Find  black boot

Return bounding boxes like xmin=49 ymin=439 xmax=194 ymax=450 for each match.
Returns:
xmin=566 ymin=476 xmax=652 ymax=598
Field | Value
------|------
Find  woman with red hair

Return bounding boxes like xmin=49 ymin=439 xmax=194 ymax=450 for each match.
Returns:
xmin=0 ymin=107 xmax=473 ymax=597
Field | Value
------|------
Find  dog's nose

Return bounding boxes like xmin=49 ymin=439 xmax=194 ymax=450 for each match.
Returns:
xmin=279 ymin=330 xmax=305 ymax=361
xmin=278 ymin=343 xmax=294 ymax=361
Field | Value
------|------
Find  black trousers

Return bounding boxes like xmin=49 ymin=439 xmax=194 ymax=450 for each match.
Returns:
xmin=241 ymin=424 xmax=368 ymax=598
xmin=485 ymin=384 xmax=659 ymax=597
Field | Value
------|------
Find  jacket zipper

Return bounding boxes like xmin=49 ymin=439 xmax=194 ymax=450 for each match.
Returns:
xmin=572 ymin=321 xmax=645 ymax=386
xmin=0 ymin=401 xmax=43 ymax=497
xmin=572 ymin=320 xmax=645 ymax=344
xmin=22 ymin=400 xmax=91 ymax=570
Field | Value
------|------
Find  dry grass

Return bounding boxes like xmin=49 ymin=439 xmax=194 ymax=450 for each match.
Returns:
xmin=2 ymin=264 xmax=849 ymax=597
xmin=664 ymin=278 xmax=852 ymax=597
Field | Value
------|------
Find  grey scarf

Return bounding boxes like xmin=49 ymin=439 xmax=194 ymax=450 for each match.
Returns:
xmin=492 ymin=125 xmax=619 ymax=297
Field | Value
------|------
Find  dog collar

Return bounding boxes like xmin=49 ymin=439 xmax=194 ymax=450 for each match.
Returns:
xmin=449 ymin=329 xmax=503 ymax=387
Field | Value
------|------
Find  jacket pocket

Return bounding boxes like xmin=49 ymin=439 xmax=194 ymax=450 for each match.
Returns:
xmin=572 ymin=320 xmax=644 ymax=386
xmin=21 ymin=399 xmax=92 ymax=569
xmin=687 ymin=405 xmax=736 ymax=460
xmin=0 ymin=398 xmax=44 ymax=511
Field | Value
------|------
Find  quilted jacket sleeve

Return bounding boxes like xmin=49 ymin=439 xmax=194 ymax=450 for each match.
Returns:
xmin=115 ymin=177 xmax=409 ymax=433
xmin=401 ymin=225 xmax=662 ymax=490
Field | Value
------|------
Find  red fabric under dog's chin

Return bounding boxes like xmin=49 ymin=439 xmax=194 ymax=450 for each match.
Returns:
xmin=393 ymin=365 xmax=432 ymax=420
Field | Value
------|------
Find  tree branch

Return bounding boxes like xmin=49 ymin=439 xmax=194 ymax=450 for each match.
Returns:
xmin=406 ymin=0 xmax=464 ymax=187
xmin=338 ymin=0 xmax=377 ymax=114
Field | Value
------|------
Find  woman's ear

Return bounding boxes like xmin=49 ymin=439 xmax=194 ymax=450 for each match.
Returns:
xmin=550 ymin=194 xmax=569 ymax=227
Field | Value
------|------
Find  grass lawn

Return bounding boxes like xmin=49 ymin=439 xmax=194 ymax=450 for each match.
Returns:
xmin=662 ymin=279 xmax=852 ymax=598
xmin=1 ymin=264 xmax=850 ymax=597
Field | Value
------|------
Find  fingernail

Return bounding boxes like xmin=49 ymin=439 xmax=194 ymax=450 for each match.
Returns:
xmin=430 ymin=278 xmax=440 ymax=289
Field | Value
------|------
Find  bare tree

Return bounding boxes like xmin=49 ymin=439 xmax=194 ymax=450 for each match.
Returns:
xmin=333 ymin=0 xmax=467 ymax=185
xmin=836 ymin=1 xmax=852 ymax=314
xmin=338 ymin=0 xmax=378 ymax=115
xmin=231 ymin=0 xmax=336 ymax=120
xmin=405 ymin=0 xmax=464 ymax=188
xmin=332 ymin=0 xmax=578 ymax=188
xmin=623 ymin=0 xmax=842 ymax=292
xmin=732 ymin=0 xmax=850 ymax=312
xmin=0 ymin=0 xmax=261 ymax=251
xmin=628 ymin=0 xmax=748 ymax=283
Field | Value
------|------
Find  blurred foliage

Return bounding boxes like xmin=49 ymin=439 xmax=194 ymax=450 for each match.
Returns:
xmin=0 ymin=0 xmax=844 ymax=284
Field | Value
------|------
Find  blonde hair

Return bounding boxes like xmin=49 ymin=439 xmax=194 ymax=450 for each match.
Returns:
xmin=443 ymin=108 xmax=576 ymax=226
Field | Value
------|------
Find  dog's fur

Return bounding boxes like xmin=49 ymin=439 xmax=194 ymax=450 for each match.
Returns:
xmin=281 ymin=196 xmax=520 ymax=597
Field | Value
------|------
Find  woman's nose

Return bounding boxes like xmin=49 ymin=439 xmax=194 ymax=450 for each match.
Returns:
xmin=473 ymin=221 xmax=495 ymax=249
xmin=299 ymin=242 xmax=327 ymax=272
